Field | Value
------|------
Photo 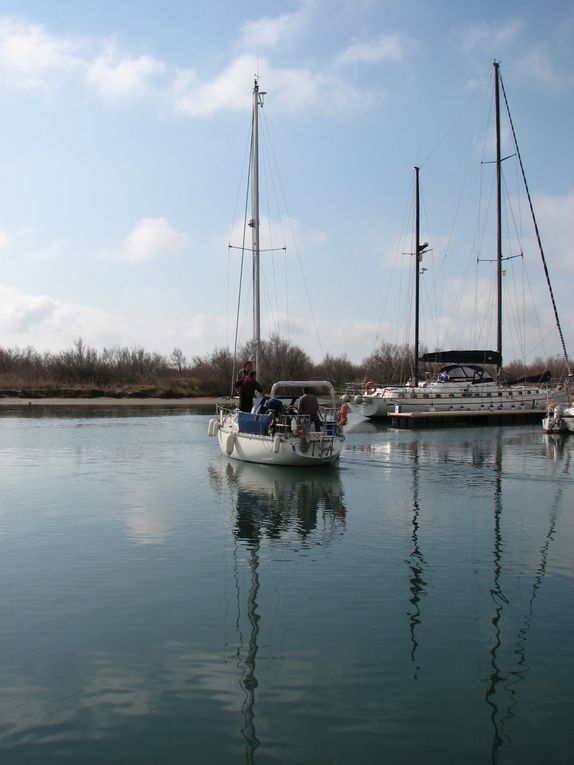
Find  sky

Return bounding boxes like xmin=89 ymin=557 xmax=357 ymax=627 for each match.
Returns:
xmin=0 ymin=0 xmax=572 ymax=367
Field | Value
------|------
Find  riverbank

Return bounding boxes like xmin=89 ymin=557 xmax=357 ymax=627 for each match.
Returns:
xmin=0 ymin=396 xmax=218 ymax=407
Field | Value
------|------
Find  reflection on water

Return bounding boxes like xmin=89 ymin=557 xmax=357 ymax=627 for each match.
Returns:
xmin=208 ymin=460 xmax=346 ymax=543
xmin=0 ymin=415 xmax=572 ymax=764
xmin=208 ymin=460 xmax=347 ymax=763
xmin=485 ymin=436 xmax=568 ymax=764
xmin=407 ymin=443 xmax=427 ymax=680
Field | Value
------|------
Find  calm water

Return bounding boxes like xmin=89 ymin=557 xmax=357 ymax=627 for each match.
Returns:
xmin=0 ymin=407 xmax=573 ymax=764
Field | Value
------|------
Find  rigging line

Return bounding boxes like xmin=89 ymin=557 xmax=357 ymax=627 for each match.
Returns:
xmin=419 ymin=68 xmax=490 ymax=169
xmin=261 ymin=111 xmax=293 ymax=344
xmin=228 ymin=126 xmax=254 ymax=353
xmin=231 ymin=147 xmax=253 ymax=393
xmin=499 ymin=72 xmax=571 ymax=374
xmin=262 ymin=112 xmax=324 ymax=359
xmin=418 ymin=181 xmax=442 ymax=350
xmin=390 ymin=181 xmax=416 ymax=351
xmin=259 ymin=120 xmax=281 ymax=341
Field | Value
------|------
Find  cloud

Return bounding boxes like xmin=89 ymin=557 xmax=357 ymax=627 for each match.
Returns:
xmin=0 ymin=16 xmax=79 ymax=89
xmin=174 ymin=53 xmax=375 ymax=116
xmin=100 ymin=218 xmax=188 ymax=263
xmin=86 ymin=41 xmax=166 ymax=102
xmin=238 ymin=9 xmax=308 ymax=51
xmin=0 ymin=284 xmax=112 ymax=340
xmin=515 ymin=48 xmax=574 ymax=88
xmin=337 ymin=32 xmax=406 ymax=65
xmin=0 ymin=283 xmax=231 ymax=356
xmin=0 ymin=13 xmax=374 ymax=117
xmin=0 ymin=230 xmax=10 ymax=249
xmin=458 ymin=19 xmax=525 ymax=54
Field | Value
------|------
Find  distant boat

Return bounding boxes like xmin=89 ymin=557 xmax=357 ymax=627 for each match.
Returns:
xmin=357 ymin=61 xmax=571 ymax=420
xmin=542 ymin=401 xmax=574 ymax=434
xmin=208 ymin=80 xmax=345 ymax=465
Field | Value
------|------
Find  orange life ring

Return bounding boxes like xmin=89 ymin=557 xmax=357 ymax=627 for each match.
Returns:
xmin=365 ymin=381 xmax=377 ymax=395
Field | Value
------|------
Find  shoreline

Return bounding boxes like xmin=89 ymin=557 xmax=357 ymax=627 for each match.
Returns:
xmin=0 ymin=397 xmax=219 ymax=407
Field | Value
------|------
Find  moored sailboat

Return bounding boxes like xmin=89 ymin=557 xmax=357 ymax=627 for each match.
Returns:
xmin=357 ymin=61 xmax=570 ymax=420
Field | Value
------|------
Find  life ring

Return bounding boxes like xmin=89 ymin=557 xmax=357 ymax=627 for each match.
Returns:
xmin=339 ymin=402 xmax=348 ymax=426
xmin=365 ymin=381 xmax=377 ymax=395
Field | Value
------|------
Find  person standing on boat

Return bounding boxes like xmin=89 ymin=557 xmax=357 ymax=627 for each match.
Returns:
xmin=234 ymin=360 xmax=252 ymax=392
xmin=297 ymin=387 xmax=322 ymax=431
xmin=238 ymin=370 xmax=262 ymax=412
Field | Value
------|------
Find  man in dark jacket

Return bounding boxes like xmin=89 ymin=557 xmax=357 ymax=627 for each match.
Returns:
xmin=297 ymin=387 xmax=322 ymax=430
xmin=237 ymin=370 xmax=262 ymax=412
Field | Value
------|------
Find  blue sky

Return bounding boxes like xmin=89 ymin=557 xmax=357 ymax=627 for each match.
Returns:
xmin=0 ymin=0 xmax=572 ymax=366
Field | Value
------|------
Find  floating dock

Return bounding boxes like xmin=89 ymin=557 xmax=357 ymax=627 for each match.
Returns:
xmin=387 ymin=408 xmax=545 ymax=428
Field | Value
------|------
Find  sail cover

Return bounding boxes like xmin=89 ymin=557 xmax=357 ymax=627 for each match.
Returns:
xmin=419 ymin=350 xmax=501 ymax=366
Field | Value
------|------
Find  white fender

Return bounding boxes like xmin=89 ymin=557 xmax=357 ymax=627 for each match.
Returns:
xmin=273 ymin=434 xmax=281 ymax=454
xmin=291 ymin=417 xmax=298 ymax=433
xmin=208 ymin=418 xmax=219 ymax=437
xmin=225 ymin=432 xmax=236 ymax=455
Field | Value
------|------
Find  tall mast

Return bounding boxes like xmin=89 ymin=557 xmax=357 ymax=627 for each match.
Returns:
xmin=413 ymin=166 xmax=428 ymax=386
xmin=494 ymin=60 xmax=503 ymax=372
xmin=414 ymin=166 xmax=421 ymax=386
xmin=250 ymin=79 xmax=262 ymax=376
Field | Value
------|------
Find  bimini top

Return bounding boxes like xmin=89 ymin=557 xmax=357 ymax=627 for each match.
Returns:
xmin=436 ymin=364 xmax=494 ymax=383
xmin=420 ymin=350 xmax=501 ymax=366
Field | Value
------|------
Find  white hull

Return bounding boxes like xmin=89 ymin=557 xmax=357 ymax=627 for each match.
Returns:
xmin=216 ymin=426 xmax=343 ymax=465
xmin=358 ymin=382 xmax=568 ymax=418
xmin=544 ymin=404 xmax=574 ymax=434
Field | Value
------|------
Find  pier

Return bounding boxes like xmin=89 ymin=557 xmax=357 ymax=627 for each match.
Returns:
xmin=388 ymin=408 xmax=545 ymax=428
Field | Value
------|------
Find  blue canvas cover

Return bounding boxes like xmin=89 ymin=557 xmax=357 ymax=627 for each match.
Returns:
xmin=238 ymin=413 xmax=271 ymax=435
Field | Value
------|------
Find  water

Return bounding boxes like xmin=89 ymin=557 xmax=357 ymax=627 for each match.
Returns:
xmin=0 ymin=407 xmax=573 ymax=764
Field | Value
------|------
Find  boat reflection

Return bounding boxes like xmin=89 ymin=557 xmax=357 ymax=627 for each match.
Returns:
xmin=543 ymin=433 xmax=572 ymax=466
xmin=208 ymin=460 xmax=347 ymax=542
xmin=207 ymin=459 xmax=347 ymax=763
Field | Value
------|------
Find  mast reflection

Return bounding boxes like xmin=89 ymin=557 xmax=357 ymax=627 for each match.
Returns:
xmin=485 ymin=435 xmax=566 ymax=763
xmin=208 ymin=459 xmax=347 ymax=763
xmin=407 ymin=442 xmax=427 ymax=679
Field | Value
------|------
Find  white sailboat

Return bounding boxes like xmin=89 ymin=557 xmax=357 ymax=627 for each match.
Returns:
xmin=208 ymin=80 xmax=345 ymax=465
xmin=542 ymin=401 xmax=574 ymax=434
xmin=356 ymin=61 xmax=570 ymax=420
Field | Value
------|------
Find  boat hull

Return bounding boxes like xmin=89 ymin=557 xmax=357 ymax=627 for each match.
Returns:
xmin=358 ymin=383 xmax=567 ymax=418
xmin=216 ymin=427 xmax=343 ymax=466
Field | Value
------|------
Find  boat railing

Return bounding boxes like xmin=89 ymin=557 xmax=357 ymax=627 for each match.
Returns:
xmin=216 ymin=399 xmax=342 ymax=436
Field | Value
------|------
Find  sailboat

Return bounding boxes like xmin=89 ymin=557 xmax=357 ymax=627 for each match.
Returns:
xmin=357 ymin=61 xmax=570 ymax=420
xmin=208 ymin=80 xmax=345 ymax=465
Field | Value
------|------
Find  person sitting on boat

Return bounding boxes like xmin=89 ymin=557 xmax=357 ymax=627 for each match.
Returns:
xmin=238 ymin=370 xmax=262 ymax=412
xmin=297 ymin=387 xmax=322 ymax=431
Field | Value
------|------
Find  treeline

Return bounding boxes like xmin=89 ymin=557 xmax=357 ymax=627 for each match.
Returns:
xmin=0 ymin=336 xmax=569 ymax=397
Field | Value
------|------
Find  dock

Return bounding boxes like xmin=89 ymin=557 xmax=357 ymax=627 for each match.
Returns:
xmin=387 ymin=408 xmax=545 ymax=428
